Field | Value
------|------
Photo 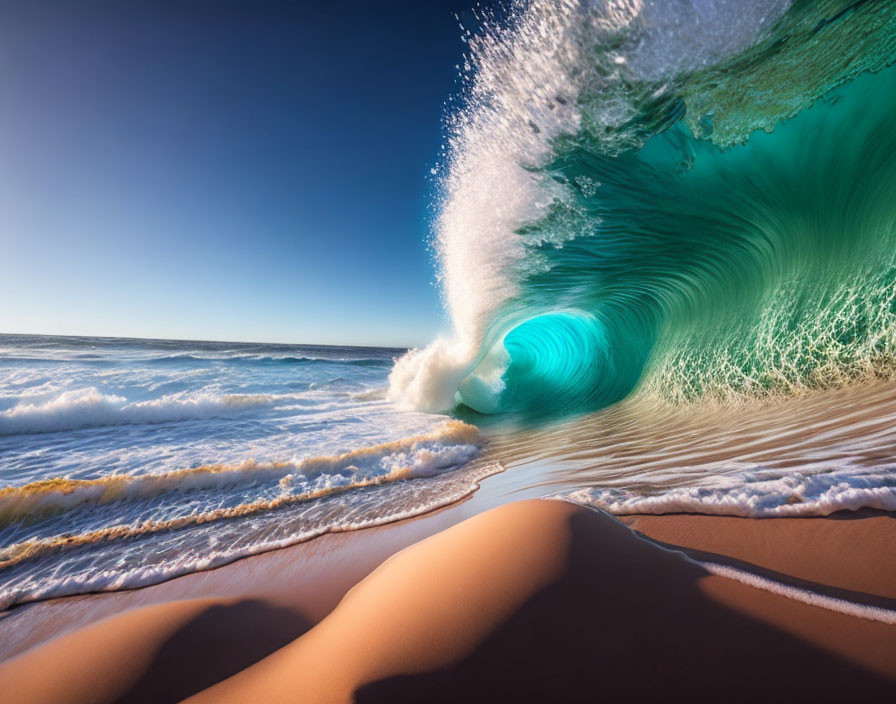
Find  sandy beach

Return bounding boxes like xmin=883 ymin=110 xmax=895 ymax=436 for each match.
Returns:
xmin=2 ymin=497 xmax=894 ymax=702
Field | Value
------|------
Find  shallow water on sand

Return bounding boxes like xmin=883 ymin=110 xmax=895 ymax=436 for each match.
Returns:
xmin=479 ymin=382 xmax=896 ymax=518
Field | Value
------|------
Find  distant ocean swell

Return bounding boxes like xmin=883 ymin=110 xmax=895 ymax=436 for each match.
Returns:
xmin=146 ymin=354 xmax=393 ymax=367
xmin=389 ymin=0 xmax=896 ymax=416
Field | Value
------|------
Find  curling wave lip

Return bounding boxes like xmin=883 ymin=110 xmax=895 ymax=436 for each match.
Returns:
xmin=390 ymin=0 xmax=896 ymax=418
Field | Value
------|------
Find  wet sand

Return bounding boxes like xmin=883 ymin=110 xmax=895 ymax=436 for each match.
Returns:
xmin=2 ymin=499 xmax=894 ymax=702
xmin=623 ymin=510 xmax=896 ymax=601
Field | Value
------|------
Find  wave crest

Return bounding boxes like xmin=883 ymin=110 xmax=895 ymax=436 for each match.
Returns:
xmin=391 ymin=0 xmax=896 ymax=416
xmin=0 ymin=387 xmax=275 ymax=435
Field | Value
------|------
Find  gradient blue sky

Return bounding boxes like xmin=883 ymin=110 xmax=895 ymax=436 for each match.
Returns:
xmin=0 ymin=0 xmax=480 ymax=347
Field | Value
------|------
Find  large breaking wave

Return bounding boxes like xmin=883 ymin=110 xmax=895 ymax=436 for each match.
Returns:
xmin=389 ymin=0 xmax=896 ymax=417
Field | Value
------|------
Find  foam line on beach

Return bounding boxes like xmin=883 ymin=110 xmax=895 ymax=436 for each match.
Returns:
xmin=699 ymin=560 xmax=896 ymax=626
xmin=0 ymin=461 xmax=504 ymax=610
xmin=555 ymin=497 xmax=896 ymax=624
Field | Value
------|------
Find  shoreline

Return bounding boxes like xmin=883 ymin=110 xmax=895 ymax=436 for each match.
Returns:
xmin=0 ymin=462 xmax=553 ymax=662
xmin=2 ymin=496 xmax=895 ymax=701
xmin=5 ymin=379 xmax=896 ymax=659
xmin=622 ymin=511 xmax=896 ymax=603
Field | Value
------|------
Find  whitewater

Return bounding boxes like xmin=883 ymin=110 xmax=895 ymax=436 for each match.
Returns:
xmin=0 ymin=335 xmax=495 ymax=609
xmin=4 ymin=0 xmax=896 ymax=610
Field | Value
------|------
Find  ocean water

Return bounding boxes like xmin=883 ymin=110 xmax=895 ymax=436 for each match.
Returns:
xmin=5 ymin=0 xmax=896 ymax=610
xmin=391 ymin=0 xmax=896 ymax=417
xmin=387 ymin=5 xmax=896 ymax=509
xmin=0 ymin=335 xmax=492 ymax=608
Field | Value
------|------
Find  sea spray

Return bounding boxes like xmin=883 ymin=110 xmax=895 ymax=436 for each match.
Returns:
xmin=391 ymin=0 xmax=896 ymax=416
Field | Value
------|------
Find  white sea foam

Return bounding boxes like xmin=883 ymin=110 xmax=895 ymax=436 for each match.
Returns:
xmin=0 ymin=336 xmax=486 ymax=610
xmin=0 ymin=460 xmax=502 ymax=612
xmin=0 ymin=420 xmax=482 ymax=525
xmin=564 ymin=466 xmax=896 ymax=517
xmin=388 ymin=338 xmax=475 ymax=412
xmin=0 ymin=387 xmax=275 ymax=436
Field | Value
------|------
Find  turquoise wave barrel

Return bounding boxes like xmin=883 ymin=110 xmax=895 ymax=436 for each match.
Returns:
xmin=455 ymin=58 xmax=896 ymax=416
xmin=457 ymin=310 xmax=649 ymax=416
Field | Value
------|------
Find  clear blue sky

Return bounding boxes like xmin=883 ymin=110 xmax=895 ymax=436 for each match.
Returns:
xmin=0 ymin=0 xmax=480 ymax=347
